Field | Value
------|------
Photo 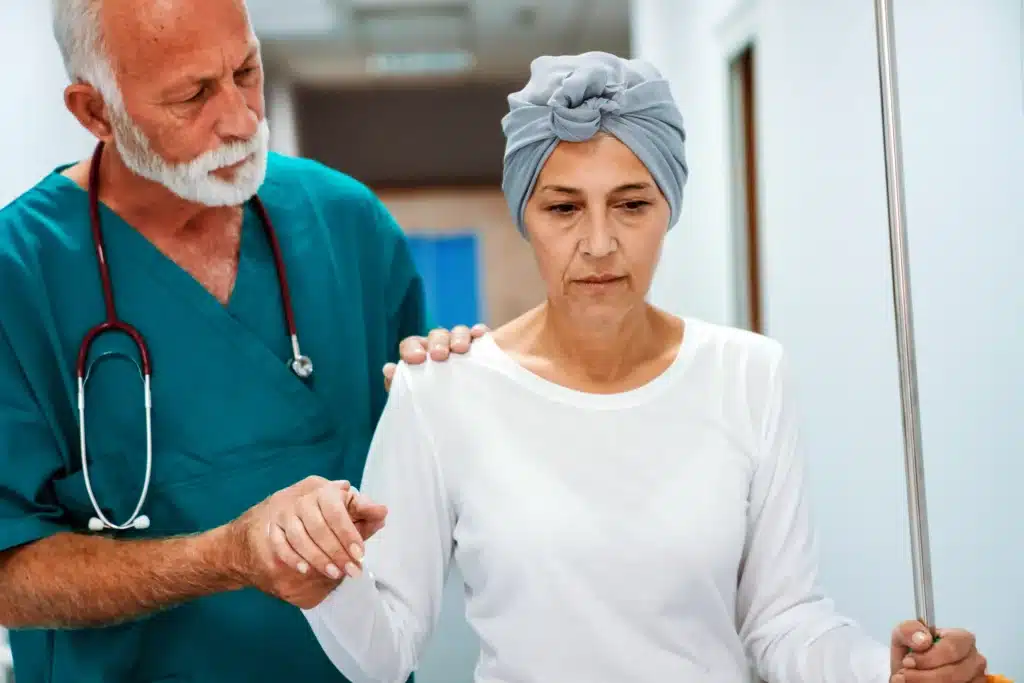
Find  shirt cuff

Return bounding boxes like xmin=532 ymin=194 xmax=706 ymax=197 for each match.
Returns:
xmin=303 ymin=568 xmax=380 ymax=647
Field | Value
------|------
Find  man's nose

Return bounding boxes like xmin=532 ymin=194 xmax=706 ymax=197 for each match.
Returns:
xmin=214 ymin=85 xmax=260 ymax=141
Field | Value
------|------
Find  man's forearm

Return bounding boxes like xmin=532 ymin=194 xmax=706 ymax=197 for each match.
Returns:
xmin=0 ymin=524 xmax=247 ymax=629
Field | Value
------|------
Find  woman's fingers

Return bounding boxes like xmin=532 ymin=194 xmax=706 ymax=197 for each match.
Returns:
xmin=268 ymin=522 xmax=308 ymax=574
xmin=278 ymin=506 xmax=342 ymax=579
xmin=343 ymin=486 xmax=388 ymax=541
xmin=273 ymin=487 xmax=364 ymax=580
xmin=316 ymin=484 xmax=367 ymax=577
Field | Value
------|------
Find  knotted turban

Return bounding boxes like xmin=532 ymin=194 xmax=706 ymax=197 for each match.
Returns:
xmin=500 ymin=51 xmax=689 ymax=235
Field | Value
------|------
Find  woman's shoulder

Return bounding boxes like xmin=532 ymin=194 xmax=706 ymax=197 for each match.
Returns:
xmin=680 ymin=316 xmax=782 ymax=358
xmin=679 ymin=317 xmax=788 ymax=392
xmin=393 ymin=336 xmax=508 ymax=398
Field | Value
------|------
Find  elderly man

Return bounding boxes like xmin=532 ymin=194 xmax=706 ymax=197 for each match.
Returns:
xmin=0 ymin=0 xmax=480 ymax=681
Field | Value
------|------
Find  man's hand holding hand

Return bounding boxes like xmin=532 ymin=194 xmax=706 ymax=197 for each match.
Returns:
xmin=226 ymin=476 xmax=387 ymax=610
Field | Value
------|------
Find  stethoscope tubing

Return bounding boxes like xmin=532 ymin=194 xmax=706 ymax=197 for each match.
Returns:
xmin=76 ymin=141 xmax=311 ymax=532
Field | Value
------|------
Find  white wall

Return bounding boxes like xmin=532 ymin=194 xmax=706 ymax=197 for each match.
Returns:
xmin=635 ymin=0 xmax=1023 ymax=676
xmin=266 ymin=77 xmax=302 ymax=156
xmin=632 ymin=0 xmax=740 ymax=325
xmin=0 ymin=2 xmax=95 ymax=208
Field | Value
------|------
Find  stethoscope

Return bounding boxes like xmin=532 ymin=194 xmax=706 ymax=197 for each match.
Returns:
xmin=77 ymin=141 xmax=313 ymax=533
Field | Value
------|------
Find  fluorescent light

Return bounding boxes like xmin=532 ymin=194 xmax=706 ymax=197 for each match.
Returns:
xmin=365 ymin=50 xmax=475 ymax=74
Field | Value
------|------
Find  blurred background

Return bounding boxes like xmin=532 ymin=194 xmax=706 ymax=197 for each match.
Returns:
xmin=1 ymin=0 xmax=1021 ymax=681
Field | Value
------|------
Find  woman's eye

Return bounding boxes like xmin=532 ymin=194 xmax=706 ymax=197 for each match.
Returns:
xmin=547 ymin=203 xmax=577 ymax=214
xmin=620 ymin=200 xmax=650 ymax=211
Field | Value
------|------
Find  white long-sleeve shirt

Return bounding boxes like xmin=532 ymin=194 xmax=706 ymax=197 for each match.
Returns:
xmin=303 ymin=318 xmax=891 ymax=683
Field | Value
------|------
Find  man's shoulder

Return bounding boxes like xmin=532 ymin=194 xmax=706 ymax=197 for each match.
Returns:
xmin=0 ymin=173 xmax=88 ymax=272
xmin=261 ymin=153 xmax=403 ymax=248
xmin=0 ymin=172 xmax=81 ymax=228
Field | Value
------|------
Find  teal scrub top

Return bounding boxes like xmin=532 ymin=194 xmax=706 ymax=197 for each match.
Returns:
xmin=0 ymin=152 xmax=429 ymax=683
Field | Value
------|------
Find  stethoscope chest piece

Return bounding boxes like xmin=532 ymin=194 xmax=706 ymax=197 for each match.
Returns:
xmin=291 ymin=354 xmax=313 ymax=379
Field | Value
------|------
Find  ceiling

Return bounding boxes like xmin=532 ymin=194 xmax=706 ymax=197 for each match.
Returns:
xmin=247 ymin=0 xmax=633 ymax=84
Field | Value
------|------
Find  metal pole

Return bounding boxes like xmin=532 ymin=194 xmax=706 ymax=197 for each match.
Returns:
xmin=870 ymin=0 xmax=936 ymax=631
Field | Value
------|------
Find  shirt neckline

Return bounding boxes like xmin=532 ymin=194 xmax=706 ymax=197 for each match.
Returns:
xmin=473 ymin=317 xmax=703 ymax=410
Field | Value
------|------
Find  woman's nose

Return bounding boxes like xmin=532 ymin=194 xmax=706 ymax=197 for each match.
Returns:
xmin=579 ymin=213 xmax=618 ymax=257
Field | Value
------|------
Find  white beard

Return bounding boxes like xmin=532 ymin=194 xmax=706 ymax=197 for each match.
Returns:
xmin=107 ymin=106 xmax=270 ymax=207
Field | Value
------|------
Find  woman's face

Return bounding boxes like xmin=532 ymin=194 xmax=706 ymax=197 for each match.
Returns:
xmin=523 ymin=134 xmax=671 ymax=327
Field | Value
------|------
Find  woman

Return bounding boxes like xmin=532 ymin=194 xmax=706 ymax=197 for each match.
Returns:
xmin=269 ymin=53 xmax=994 ymax=682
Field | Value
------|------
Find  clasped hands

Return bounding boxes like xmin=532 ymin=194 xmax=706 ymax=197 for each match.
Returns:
xmin=229 ymin=475 xmax=385 ymax=609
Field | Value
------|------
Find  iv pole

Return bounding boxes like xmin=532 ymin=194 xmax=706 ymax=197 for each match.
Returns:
xmin=871 ymin=2 xmax=1010 ymax=679
xmin=870 ymin=0 xmax=935 ymax=633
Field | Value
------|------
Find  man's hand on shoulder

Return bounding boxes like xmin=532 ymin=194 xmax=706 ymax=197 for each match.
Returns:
xmin=384 ymin=324 xmax=489 ymax=391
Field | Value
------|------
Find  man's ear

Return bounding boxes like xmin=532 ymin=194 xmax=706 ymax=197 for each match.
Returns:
xmin=64 ymin=82 xmax=114 ymax=143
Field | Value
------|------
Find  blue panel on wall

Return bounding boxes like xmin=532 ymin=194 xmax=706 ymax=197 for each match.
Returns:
xmin=406 ymin=232 xmax=483 ymax=330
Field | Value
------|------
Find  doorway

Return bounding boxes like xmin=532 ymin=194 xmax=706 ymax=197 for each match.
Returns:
xmin=728 ymin=43 xmax=764 ymax=333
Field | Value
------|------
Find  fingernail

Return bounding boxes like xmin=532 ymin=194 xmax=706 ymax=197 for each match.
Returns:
xmin=912 ymin=631 xmax=930 ymax=645
xmin=296 ymin=561 xmax=309 ymax=574
xmin=902 ymin=656 xmax=916 ymax=668
xmin=326 ymin=563 xmax=341 ymax=579
xmin=432 ymin=344 xmax=445 ymax=352
xmin=349 ymin=544 xmax=364 ymax=562
xmin=891 ymin=674 xmax=905 ymax=683
xmin=345 ymin=562 xmax=362 ymax=578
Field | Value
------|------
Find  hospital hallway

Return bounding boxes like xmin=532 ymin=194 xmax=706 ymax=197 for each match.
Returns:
xmin=1 ymin=0 xmax=1022 ymax=681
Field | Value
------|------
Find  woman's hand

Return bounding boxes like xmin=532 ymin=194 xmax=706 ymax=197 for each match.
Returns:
xmin=890 ymin=620 xmax=993 ymax=682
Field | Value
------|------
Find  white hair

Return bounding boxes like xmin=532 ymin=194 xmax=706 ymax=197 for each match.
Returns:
xmin=51 ymin=0 xmax=121 ymax=104
xmin=49 ymin=0 xmax=269 ymax=207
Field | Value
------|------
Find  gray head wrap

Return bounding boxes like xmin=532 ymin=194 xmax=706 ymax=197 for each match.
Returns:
xmin=500 ymin=51 xmax=688 ymax=235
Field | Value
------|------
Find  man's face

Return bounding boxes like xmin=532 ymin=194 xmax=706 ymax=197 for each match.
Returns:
xmin=100 ymin=0 xmax=268 ymax=206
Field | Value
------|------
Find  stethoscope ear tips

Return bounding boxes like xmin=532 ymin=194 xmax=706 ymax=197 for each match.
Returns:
xmin=133 ymin=515 xmax=150 ymax=530
xmin=88 ymin=517 xmax=105 ymax=532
